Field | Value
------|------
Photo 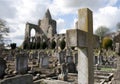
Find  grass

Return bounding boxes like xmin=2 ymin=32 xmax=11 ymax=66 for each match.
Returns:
xmin=100 ymin=67 xmax=115 ymax=71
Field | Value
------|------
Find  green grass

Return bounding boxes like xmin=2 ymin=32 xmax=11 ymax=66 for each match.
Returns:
xmin=100 ymin=67 xmax=115 ymax=71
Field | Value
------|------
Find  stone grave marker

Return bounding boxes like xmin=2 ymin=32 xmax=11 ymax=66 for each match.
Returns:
xmin=15 ymin=53 xmax=28 ymax=74
xmin=58 ymin=51 xmax=65 ymax=64
xmin=0 ymin=57 xmax=6 ymax=78
xmin=41 ymin=56 xmax=49 ymax=68
xmin=39 ymin=53 xmax=49 ymax=69
xmin=66 ymin=56 xmax=73 ymax=63
xmin=112 ymin=43 xmax=120 ymax=83
xmin=66 ymin=8 xmax=97 ymax=84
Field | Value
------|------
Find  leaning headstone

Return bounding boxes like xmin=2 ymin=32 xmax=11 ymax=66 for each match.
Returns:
xmin=15 ymin=53 xmax=28 ymax=74
xmin=67 ymin=8 xmax=95 ymax=84
xmin=0 ymin=57 xmax=6 ymax=78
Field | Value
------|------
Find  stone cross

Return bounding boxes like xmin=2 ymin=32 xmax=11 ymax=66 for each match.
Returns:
xmin=67 ymin=8 xmax=95 ymax=84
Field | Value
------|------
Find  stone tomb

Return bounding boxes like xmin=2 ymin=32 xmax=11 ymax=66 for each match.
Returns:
xmin=15 ymin=53 xmax=28 ymax=74
xmin=66 ymin=8 xmax=98 ymax=84
xmin=0 ymin=57 xmax=6 ymax=78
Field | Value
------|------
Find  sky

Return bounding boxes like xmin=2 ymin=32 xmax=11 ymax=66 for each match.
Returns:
xmin=0 ymin=0 xmax=120 ymax=46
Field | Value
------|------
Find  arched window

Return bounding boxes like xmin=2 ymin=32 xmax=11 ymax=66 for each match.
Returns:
xmin=31 ymin=28 xmax=35 ymax=37
xmin=30 ymin=28 xmax=36 ymax=42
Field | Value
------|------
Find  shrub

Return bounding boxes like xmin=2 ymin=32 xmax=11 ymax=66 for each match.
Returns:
xmin=102 ymin=37 xmax=113 ymax=49
xmin=10 ymin=43 xmax=16 ymax=49
xmin=60 ymin=39 xmax=66 ymax=50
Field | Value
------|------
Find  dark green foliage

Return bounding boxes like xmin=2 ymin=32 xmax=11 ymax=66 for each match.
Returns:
xmin=41 ymin=41 xmax=47 ymax=49
xmin=10 ymin=43 xmax=16 ymax=49
xmin=50 ymin=40 xmax=56 ymax=49
xmin=60 ymin=39 xmax=66 ymax=50
xmin=102 ymin=37 xmax=113 ymax=49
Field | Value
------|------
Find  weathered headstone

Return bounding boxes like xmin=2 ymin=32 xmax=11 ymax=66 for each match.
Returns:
xmin=58 ymin=63 xmax=68 ymax=81
xmin=39 ymin=52 xmax=49 ymax=69
xmin=73 ymin=52 xmax=78 ymax=65
xmin=66 ymin=56 xmax=73 ymax=63
xmin=0 ymin=57 xmax=6 ymax=78
xmin=112 ymin=43 xmax=120 ymax=84
xmin=58 ymin=51 xmax=65 ymax=64
xmin=15 ymin=53 xmax=28 ymax=74
xmin=41 ymin=56 xmax=49 ymax=68
xmin=66 ymin=8 xmax=94 ymax=84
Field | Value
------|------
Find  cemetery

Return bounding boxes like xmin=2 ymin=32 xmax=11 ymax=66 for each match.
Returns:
xmin=0 ymin=8 xmax=120 ymax=84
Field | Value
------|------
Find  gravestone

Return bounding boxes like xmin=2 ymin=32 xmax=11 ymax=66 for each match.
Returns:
xmin=112 ymin=43 xmax=120 ymax=84
xmin=58 ymin=63 xmax=68 ymax=81
xmin=67 ymin=8 xmax=95 ymax=84
xmin=15 ymin=53 xmax=28 ymax=74
xmin=0 ymin=57 xmax=6 ymax=78
xmin=58 ymin=51 xmax=65 ymax=64
xmin=66 ymin=56 xmax=73 ymax=63
xmin=39 ymin=52 xmax=49 ymax=69
xmin=73 ymin=52 xmax=78 ymax=65
xmin=94 ymin=56 xmax=98 ymax=64
xmin=41 ymin=56 xmax=49 ymax=68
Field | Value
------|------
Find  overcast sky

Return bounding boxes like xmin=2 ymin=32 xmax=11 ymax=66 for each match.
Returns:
xmin=0 ymin=0 xmax=120 ymax=46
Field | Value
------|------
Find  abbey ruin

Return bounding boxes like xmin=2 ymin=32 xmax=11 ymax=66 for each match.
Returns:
xmin=1 ymin=8 xmax=120 ymax=84
xmin=23 ymin=9 xmax=66 ymax=50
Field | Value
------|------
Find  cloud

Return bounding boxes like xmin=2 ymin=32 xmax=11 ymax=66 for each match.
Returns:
xmin=0 ymin=0 xmax=17 ymax=19
xmin=57 ymin=18 xmax=66 ymax=33
xmin=49 ymin=0 xmax=116 ymax=16
xmin=93 ymin=6 xmax=120 ymax=32
xmin=0 ymin=0 xmax=120 ymax=46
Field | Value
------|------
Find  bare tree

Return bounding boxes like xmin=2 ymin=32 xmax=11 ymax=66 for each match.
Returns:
xmin=116 ymin=22 xmax=120 ymax=30
xmin=0 ymin=18 xmax=9 ymax=45
xmin=95 ymin=26 xmax=109 ymax=38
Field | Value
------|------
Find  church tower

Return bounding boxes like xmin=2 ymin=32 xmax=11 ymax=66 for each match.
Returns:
xmin=39 ymin=9 xmax=57 ymax=38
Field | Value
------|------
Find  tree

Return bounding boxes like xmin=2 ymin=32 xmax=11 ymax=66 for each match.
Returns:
xmin=0 ymin=18 xmax=9 ymax=44
xmin=95 ymin=26 xmax=109 ymax=38
xmin=10 ymin=43 xmax=16 ymax=49
xmin=102 ymin=37 xmax=113 ymax=49
xmin=116 ymin=22 xmax=120 ymax=30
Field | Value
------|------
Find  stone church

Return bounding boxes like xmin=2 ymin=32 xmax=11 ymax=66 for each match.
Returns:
xmin=23 ymin=9 xmax=66 ymax=49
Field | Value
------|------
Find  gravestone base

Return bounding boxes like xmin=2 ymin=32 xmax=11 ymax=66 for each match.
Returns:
xmin=58 ymin=73 xmax=67 ymax=81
